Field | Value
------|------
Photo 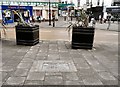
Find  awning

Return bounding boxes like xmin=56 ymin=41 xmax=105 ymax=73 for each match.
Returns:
xmin=106 ymin=6 xmax=120 ymax=13
xmin=58 ymin=3 xmax=74 ymax=8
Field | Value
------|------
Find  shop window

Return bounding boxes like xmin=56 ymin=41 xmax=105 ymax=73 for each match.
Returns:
xmin=3 ymin=10 xmax=12 ymax=20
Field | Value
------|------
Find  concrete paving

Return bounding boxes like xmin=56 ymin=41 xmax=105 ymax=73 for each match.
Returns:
xmin=95 ymin=22 xmax=119 ymax=32
xmin=0 ymin=16 xmax=119 ymax=86
xmin=1 ymin=29 xmax=119 ymax=86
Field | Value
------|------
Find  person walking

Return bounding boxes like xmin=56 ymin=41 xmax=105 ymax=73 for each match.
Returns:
xmin=63 ymin=12 xmax=67 ymax=21
xmin=2 ymin=12 xmax=8 ymax=25
xmin=0 ymin=20 xmax=7 ymax=38
xmin=107 ymin=13 xmax=111 ymax=30
xmin=30 ymin=16 xmax=32 ymax=23
xmin=52 ymin=12 xmax=55 ymax=27
xmin=91 ymin=17 xmax=96 ymax=27
xmin=32 ymin=16 xmax=35 ymax=23
xmin=37 ymin=15 xmax=41 ymax=23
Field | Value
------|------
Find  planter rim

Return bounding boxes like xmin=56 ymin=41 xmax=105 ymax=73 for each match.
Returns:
xmin=73 ymin=26 xmax=94 ymax=28
xmin=15 ymin=25 xmax=39 ymax=28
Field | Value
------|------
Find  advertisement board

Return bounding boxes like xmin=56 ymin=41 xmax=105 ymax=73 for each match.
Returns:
xmin=1 ymin=5 xmax=33 ymax=23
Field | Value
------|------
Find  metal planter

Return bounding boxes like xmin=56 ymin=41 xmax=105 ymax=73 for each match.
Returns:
xmin=72 ymin=26 xmax=95 ymax=49
xmin=15 ymin=25 xmax=39 ymax=46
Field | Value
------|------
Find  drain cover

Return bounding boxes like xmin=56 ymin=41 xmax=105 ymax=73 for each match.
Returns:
xmin=30 ymin=60 xmax=77 ymax=72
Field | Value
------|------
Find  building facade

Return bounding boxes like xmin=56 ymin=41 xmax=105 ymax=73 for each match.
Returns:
xmin=76 ymin=0 xmax=113 ymax=20
xmin=0 ymin=0 xmax=59 ymax=23
xmin=106 ymin=0 xmax=120 ymax=21
xmin=58 ymin=0 xmax=74 ymax=16
xmin=112 ymin=0 xmax=120 ymax=6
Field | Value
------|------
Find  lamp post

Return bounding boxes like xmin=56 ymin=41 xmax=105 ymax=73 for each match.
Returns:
xmin=89 ymin=0 xmax=92 ymax=16
xmin=101 ymin=0 xmax=104 ymax=23
xmin=49 ymin=0 xmax=51 ymax=25
xmin=88 ymin=0 xmax=93 ymax=23
xmin=90 ymin=0 xmax=92 ymax=10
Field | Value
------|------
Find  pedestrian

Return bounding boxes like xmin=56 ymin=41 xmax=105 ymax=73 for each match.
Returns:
xmin=89 ymin=14 xmax=93 ymax=23
xmin=103 ymin=18 xmax=107 ymax=23
xmin=111 ymin=16 xmax=114 ymax=23
xmin=24 ymin=10 xmax=30 ymax=23
xmin=32 ymin=16 xmax=35 ymax=23
xmin=70 ymin=11 xmax=73 ymax=21
xmin=107 ymin=13 xmax=111 ymax=30
xmin=3 ymin=12 xmax=8 ymax=25
xmin=63 ymin=12 xmax=67 ymax=21
xmin=37 ymin=15 xmax=41 ymax=23
xmin=67 ymin=12 xmax=70 ymax=22
xmin=52 ymin=12 xmax=55 ymax=27
xmin=76 ymin=12 xmax=80 ymax=21
xmin=99 ymin=15 xmax=102 ymax=23
xmin=5 ymin=17 xmax=8 ymax=25
xmin=2 ymin=13 xmax=6 ymax=25
xmin=91 ymin=18 xmax=96 ymax=27
xmin=66 ymin=12 xmax=69 ymax=21
xmin=30 ymin=16 xmax=32 ymax=23
xmin=0 ymin=20 xmax=7 ymax=38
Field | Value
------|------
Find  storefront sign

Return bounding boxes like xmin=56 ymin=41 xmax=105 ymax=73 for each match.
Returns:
xmin=1 ymin=5 xmax=33 ymax=23
xmin=8 ymin=6 xmax=26 ymax=9
xmin=106 ymin=7 xmax=120 ymax=13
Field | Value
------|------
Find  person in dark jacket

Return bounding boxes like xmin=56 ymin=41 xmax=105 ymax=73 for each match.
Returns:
xmin=37 ymin=15 xmax=41 ymax=23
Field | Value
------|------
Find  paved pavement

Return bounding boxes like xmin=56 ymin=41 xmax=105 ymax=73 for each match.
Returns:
xmin=1 ymin=30 xmax=119 ymax=86
xmin=1 ymin=40 xmax=119 ymax=86
xmin=0 ymin=16 xmax=119 ymax=86
xmin=95 ymin=22 xmax=119 ymax=32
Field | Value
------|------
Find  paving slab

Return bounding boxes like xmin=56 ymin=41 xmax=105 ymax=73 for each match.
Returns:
xmin=13 ymin=68 xmax=29 ymax=77
xmin=65 ymin=80 xmax=84 ymax=85
xmin=17 ymin=62 xmax=32 ymax=69
xmin=45 ymin=72 xmax=62 ymax=76
xmin=24 ymin=80 xmax=43 ymax=85
xmin=44 ymin=76 xmax=63 ymax=85
xmin=5 ymin=77 xmax=26 ymax=85
xmin=26 ymin=72 xmax=45 ymax=81
xmin=1 ymin=33 xmax=118 ymax=86
xmin=63 ymin=72 xmax=79 ymax=81
xmin=83 ymin=77 xmax=103 ymax=85
xmin=98 ymin=72 xmax=116 ymax=80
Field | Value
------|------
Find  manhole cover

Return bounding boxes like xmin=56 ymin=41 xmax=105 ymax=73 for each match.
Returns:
xmin=30 ymin=60 xmax=77 ymax=72
xmin=42 ymin=61 xmax=69 ymax=72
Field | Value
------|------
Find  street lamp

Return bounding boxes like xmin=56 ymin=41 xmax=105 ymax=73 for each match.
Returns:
xmin=90 ymin=0 xmax=93 ymax=15
xmin=49 ymin=0 xmax=51 ymax=25
xmin=90 ymin=0 xmax=92 ymax=9
xmin=100 ymin=0 xmax=104 ymax=23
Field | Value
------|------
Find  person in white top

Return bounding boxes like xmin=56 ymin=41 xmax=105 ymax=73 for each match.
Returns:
xmin=89 ymin=17 xmax=96 ymax=27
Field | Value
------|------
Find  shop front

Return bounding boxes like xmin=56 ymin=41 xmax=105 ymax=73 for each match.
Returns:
xmin=33 ymin=6 xmax=58 ymax=21
xmin=1 ymin=5 xmax=33 ymax=24
xmin=87 ymin=6 xmax=103 ymax=21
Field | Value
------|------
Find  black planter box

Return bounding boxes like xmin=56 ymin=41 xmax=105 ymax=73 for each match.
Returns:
xmin=72 ymin=26 xmax=95 ymax=49
xmin=15 ymin=25 xmax=39 ymax=46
